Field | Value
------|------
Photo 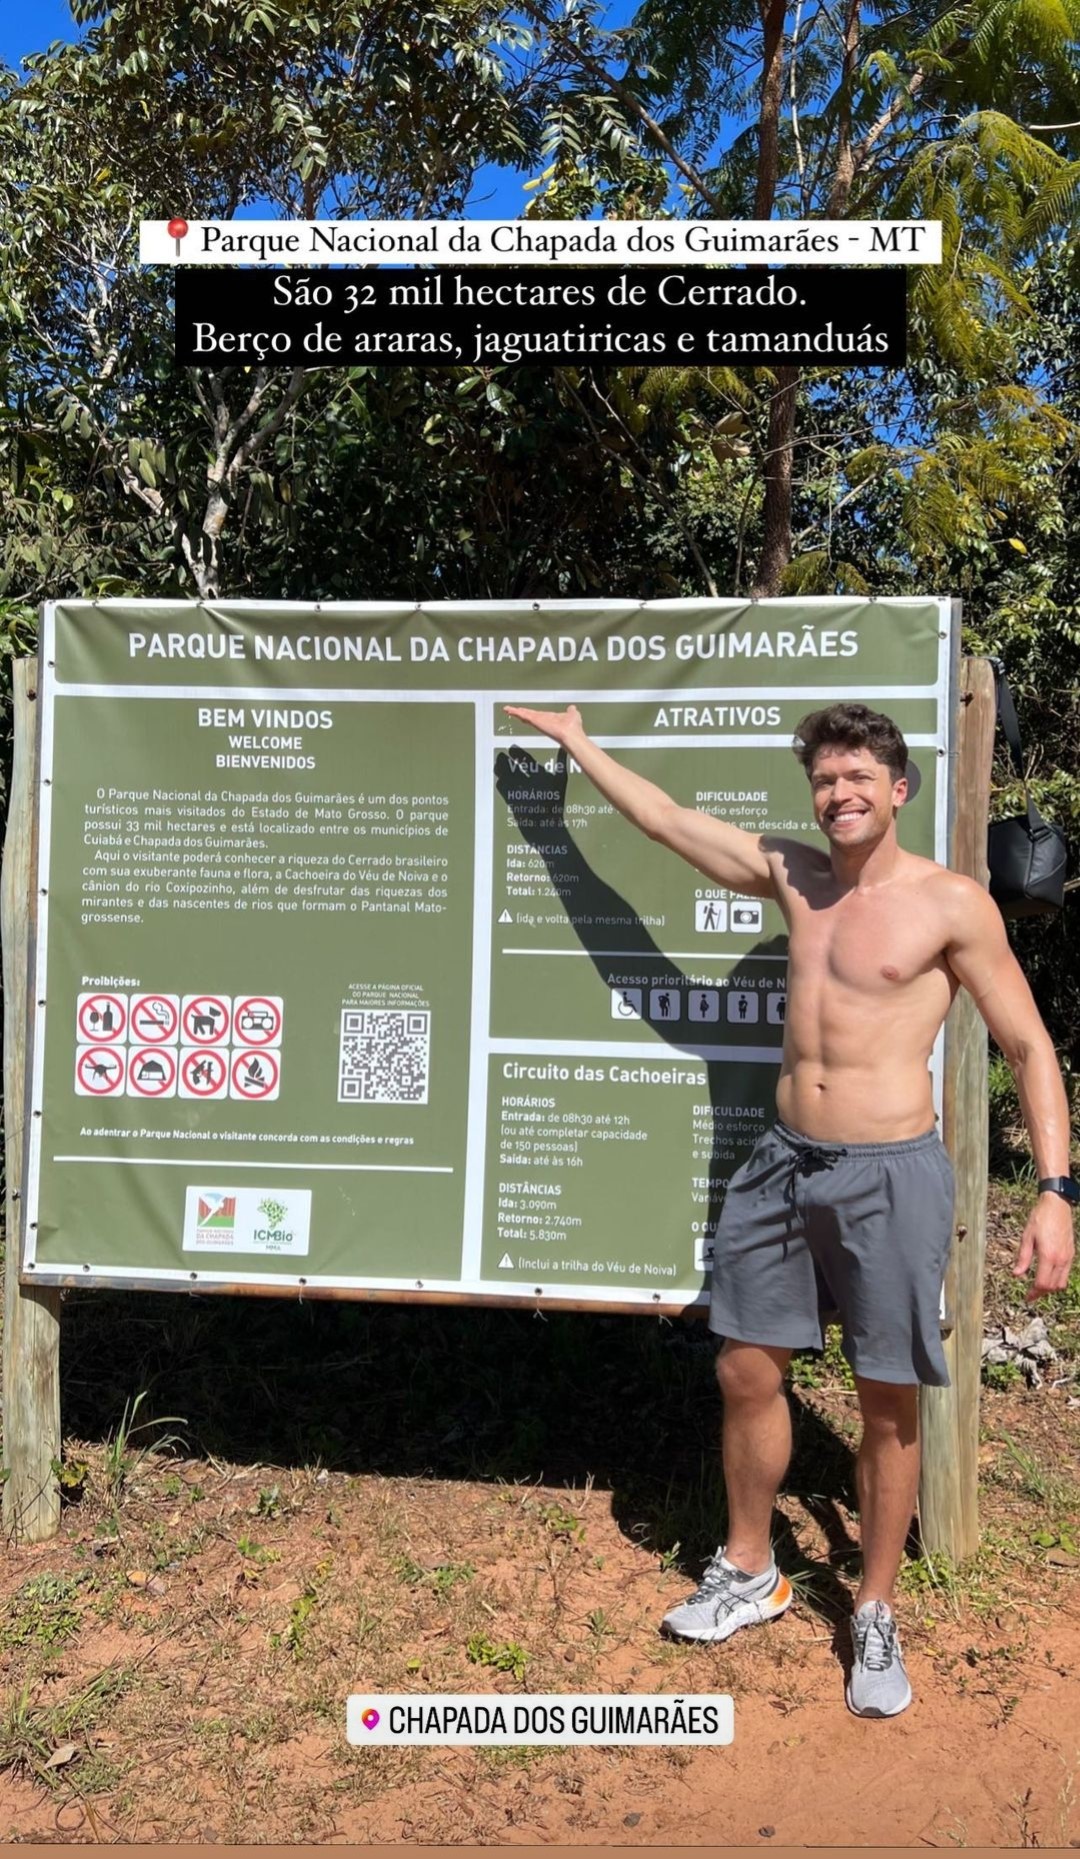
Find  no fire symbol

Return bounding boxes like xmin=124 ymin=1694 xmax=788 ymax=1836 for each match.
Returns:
xmin=229 ymin=1048 xmax=280 ymax=1101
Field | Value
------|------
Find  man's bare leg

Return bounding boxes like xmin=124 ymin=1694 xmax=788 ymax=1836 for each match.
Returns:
xmin=852 ymin=1377 xmax=920 ymax=1607
xmin=716 ymin=1340 xmax=793 ymax=1572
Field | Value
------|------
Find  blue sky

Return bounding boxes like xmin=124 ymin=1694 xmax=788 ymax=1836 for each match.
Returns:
xmin=0 ymin=0 xmax=641 ymax=220
xmin=0 ymin=0 xmax=75 ymax=69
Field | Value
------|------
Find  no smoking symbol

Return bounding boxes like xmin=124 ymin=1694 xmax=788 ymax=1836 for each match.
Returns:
xmin=130 ymin=994 xmax=179 ymax=1043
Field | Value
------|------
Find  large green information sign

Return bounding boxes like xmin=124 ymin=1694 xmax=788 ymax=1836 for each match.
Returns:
xmin=24 ymin=598 xmax=954 ymax=1308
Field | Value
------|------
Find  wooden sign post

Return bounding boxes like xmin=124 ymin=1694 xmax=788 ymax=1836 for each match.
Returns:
xmin=918 ymin=656 xmax=996 ymax=1561
xmin=2 ymin=657 xmax=62 ymax=1542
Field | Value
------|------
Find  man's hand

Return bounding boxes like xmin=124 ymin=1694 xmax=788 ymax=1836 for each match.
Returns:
xmin=503 ymin=703 xmax=586 ymax=751
xmin=1012 ymin=1194 xmax=1076 ymax=1301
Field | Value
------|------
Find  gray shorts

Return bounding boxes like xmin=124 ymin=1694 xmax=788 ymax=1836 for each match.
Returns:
xmin=708 ymin=1120 xmax=954 ymax=1387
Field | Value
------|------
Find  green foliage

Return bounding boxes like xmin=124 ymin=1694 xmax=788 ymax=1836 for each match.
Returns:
xmin=51 ymin=1456 xmax=91 ymax=1503
xmin=536 ymin=1501 xmax=585 ymax=1542
xmin=466 ymin=1633 xmax=529 ymax=1680
xmin=283 ymin=1583 xmax=318 ymax=1657
xmin=394 ymin=1555 xmax=474 ymax=1595
xmin=236 ymin=1535 xmax=280 ymax=1566
xmin=898 ymin=1548 xmax=959 ymax=1600
xmin=0 ymin=2 xmax=1078 ymax=1042
xmin=585 ymin=1606 xmax=613 ymax=1640
xmin=982 ymin=1359 xmax=1023 ymax=1391
xmin=102 ymin=1391 xmax=187 ymax=1503
xmin=790 ymin=1324 xmax=855 ymax=1391
xmin=0 ymin=1667 xmax=133 ymax=1787
xmin=1032 ymin=1524 xmax=1079 ymax=1553
xmin=0 ymin=1574 xmax=85 ymax=1653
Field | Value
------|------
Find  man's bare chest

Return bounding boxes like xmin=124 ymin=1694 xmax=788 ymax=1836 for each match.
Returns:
xmin=786 ymin=890 xmax=951 ymax=994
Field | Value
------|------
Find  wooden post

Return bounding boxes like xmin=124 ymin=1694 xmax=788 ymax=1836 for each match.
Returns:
xmin=2 ymin=656 xmax=62 ymax=1543
xmin=918 ymin=656 xmax=996 ymax=1561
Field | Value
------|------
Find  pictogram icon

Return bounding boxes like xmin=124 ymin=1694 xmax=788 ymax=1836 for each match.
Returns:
xmin=178 ymin=1047 xmax=229 ymax=1100
xmin=126 ymin=1046 xmax=178 ymax=1097
xmin=76 ymin=992 xmax=127 ymax=1043
xmin=229 ymin=1047 xmax=280 ymax=1101
xmin=75 ymin=1045 xmax=126 ymax=1096
xmin=181 ymin=995 xmax=231 ymax=1045
xmin=129 ymin=993 xmax=180 ymax=1043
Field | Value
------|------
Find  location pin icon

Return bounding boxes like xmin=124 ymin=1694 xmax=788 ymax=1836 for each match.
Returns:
xmin=167 ymin=216 xmax=189 ymax=259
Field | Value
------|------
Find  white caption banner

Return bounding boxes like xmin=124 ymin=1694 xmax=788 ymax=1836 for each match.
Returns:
xmin=141 ymin=218 xmax=941 ymax=266
xmin=346 ymin=1692 xmax=734 ymax=1746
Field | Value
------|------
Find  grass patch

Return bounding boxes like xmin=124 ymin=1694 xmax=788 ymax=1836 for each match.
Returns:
xmin=466 ymin=1634 xmax=529 ymax=1681
xmin=790 ymin=1324 xmax=856 ymax=1392
xmin=898 ymin=1548 xmax=960 ymax=1606
xmin=102 ymin=1391 xmax=186 ymax=1504
xmin=394 ymin=1554 xmax=474 ymax=1594
xmin=983 ymin=1360 xmax=1024 ymax=1392
xmin=0 ymin=1666 xmax=133 ymax=1787
xmin=1000 ymin=1431 xmax=1080 ymax=1514
xmin=0 ymin=1572 xmax=86 ymax=1653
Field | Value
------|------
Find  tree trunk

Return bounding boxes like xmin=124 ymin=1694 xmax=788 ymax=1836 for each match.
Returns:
xmin=827 ymin=1 xmax=861 ymax=217
xmin=752 ymin=0 xmax=797 ymax=596
xmin=752 ymin=366 xmax=798 ymax=597
xmin=754 ymin=0 xmax=786 ymax=220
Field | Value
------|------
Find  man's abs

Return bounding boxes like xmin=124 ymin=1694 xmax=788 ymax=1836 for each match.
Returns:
xmin=774 ymin=915 xmax=958 ymax=1143
xmin=775 ymin=1057 xmax=940 ymax=1144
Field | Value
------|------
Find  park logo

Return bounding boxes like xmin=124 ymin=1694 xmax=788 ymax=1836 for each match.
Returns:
xmin=183 ymin=1186 xmax=311 ymax=1257
xmin=196 ymin=1192 xmax=236 ymax=1236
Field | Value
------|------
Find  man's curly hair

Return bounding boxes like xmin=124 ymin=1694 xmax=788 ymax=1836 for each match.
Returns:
xmin=793 ymin=703 xmax=908 ymax=784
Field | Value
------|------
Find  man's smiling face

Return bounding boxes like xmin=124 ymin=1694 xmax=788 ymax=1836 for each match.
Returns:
xmin=809 ymin=743 xmax=907 ymax=849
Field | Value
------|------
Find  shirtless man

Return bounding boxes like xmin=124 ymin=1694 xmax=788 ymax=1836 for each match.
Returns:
xmin=503 ymin=698 xmax=1076 ymax=1717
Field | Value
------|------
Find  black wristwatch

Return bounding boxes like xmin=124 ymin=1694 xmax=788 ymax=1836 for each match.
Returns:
xmin=1038 ymin=1176 xmax=1080 ymax=1205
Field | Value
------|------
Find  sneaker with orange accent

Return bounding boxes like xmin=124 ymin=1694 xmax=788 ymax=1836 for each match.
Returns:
xmin=661 ymin=1550 xmax=793 ymax=1643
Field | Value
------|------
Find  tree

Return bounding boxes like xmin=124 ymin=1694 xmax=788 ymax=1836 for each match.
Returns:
xmin=519 ymin=0 xmax=1080 ymax=591
xmin=0 ymin=0 xmax=546 ymax=598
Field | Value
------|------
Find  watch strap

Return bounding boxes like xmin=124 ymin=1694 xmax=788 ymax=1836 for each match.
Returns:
xmin=1038 ymin=1176 xmax=1080 ymax=1204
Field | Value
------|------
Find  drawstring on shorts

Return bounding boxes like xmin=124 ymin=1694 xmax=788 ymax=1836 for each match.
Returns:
xmin=793 ymin=1144 xmax=847 ymax=1176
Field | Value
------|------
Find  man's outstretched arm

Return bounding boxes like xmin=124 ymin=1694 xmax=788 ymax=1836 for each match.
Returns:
xmin=944 ymin=875 xmax=1075 ymax=1298
xmin=503 ymin=704 xmax=777 ymax=899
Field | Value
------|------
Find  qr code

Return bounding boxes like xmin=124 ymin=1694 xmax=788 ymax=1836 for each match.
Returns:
xmin=338 ymin=1009 xmax=430 ymax=1104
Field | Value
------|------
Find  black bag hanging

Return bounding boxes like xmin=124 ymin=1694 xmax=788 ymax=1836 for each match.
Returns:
xmin=986 ymin=659 xmax=1068 ymax=918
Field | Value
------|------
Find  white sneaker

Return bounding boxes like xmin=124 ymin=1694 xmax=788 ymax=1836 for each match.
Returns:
xmin=846 ymin=1601 xmax=913 ymax=1717
xmin=662 ymin=1549 xmax=793 ymax=1643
